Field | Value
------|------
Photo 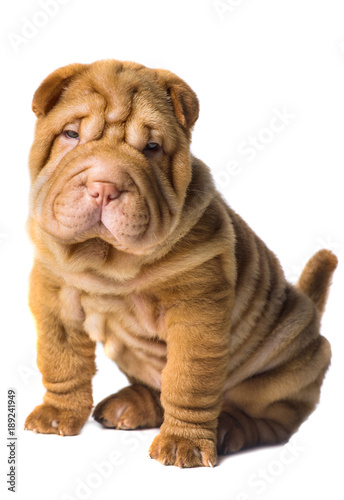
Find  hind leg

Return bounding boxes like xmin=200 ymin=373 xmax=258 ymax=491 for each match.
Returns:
xmin=93 ymin=384 xmax=163 ymax=430
xmin=217 ymin=346 xmax=330 ymax=454
xmin=217 ymin=402 xmax=294 ymax=454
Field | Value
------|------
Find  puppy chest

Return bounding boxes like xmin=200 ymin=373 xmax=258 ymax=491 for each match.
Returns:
xmin=80 ymin=293 xmax=167 ymax=371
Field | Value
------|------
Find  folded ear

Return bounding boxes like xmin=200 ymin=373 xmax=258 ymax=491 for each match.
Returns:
xmin=32 ymin=63 xmax=88 ymax=117
xmin=156 ymin=69 xmax=199 ymax=132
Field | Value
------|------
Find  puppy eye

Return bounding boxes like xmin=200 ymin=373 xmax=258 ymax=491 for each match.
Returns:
xmin=144 ymin=142 xmax=160 ymax=152
xmin=64 ymin=130 xmax=79 ymax=139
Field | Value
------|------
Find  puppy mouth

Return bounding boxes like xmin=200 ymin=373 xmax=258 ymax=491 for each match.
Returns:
xmin=33 ymin=153 xmax=181 ymax=253
xmin=51 ymin=179 xmax=150 ymax=244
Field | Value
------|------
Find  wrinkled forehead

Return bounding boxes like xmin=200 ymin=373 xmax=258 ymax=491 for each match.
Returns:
xmin=61 ymin=62 xmax=172 ymax=126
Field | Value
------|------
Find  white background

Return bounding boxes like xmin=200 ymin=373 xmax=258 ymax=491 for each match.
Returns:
xmin=1 ymin=1 xmax=343 ymax=499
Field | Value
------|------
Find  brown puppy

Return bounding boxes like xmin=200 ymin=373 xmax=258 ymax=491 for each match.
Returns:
xmin=25 ymin=59 xmax=337 ymax=468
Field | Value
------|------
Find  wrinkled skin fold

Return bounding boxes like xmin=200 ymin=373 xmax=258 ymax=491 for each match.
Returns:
xmin=25 ymin=59 xmax=337 ymax=468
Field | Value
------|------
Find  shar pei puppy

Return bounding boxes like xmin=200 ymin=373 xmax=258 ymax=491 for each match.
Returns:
xmin=25 ymin=59 xmax=337 ymax=468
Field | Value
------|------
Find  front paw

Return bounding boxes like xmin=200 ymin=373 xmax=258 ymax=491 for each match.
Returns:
xmin=149 ymin=432 xmax=217 ymax=468
xmin=24 ymin=404 xmax=89 ymax=436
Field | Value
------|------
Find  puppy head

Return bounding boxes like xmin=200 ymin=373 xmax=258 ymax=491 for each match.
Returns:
xmin=29 ymin=59 xmax=199 ymax=255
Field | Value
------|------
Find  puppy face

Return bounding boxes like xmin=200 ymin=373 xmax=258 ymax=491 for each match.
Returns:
xmin=28 ymin=60 xmax=199 ymax=255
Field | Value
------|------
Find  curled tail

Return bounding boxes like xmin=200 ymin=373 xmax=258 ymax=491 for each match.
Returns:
xmin=297 ymin=249 xmax=338 ymax=315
